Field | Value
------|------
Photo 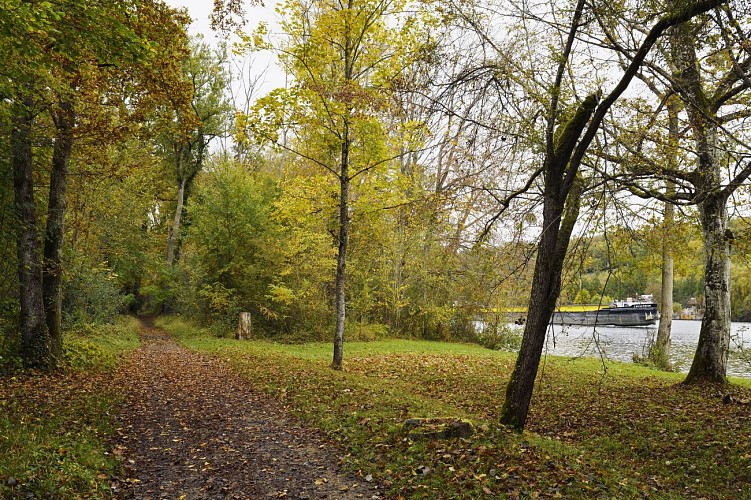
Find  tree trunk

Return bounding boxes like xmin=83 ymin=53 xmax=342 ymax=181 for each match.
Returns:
xmin=652 ymin=99 xmax=679 ymax=369
xmin=669 ymin=18 xmax=732 ymax=384
xmin=12 ymin=96 xmax=50 ymax=368
xmin=174 ymin=133 xmax=206 ymax=264
xmin=332 ymin=23 xmax=355 ymax=370
xmin=500 ymin=178 xmax=582 ymax=429
xmin=43 ymin=100 xmax=75 ymax=366
xmin=654 ymin=201 xmax=674 ymax=367
xmin=332 ymin=127 xmax=350 ymax=370
xmin=236 ymin=312 xmax=252 ymax=340
xmin=167 ymin=174 xmax=186 ymax=266
xmin=500 ymin=88 xmax=597 ymax=431
xmin=685 ymin=193 xmax=731 ymax=383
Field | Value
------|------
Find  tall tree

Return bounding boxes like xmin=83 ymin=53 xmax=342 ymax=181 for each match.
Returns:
xmin=617 ymin=78 xmax=683 ymax=368
xmin=163 ymin=38 xmax=231 ymax=267
xmin=495 ymin=0 xmax=725 ymax=430
xmin=669 ymin=10 xmax=741 ymax=384
xmin=42 ymin=88 xmax=75 ymax=361
xmin=653 ymin=99 xmax=679 ymax=369
xmin=600 ymin=2 xmax=751 ymax=382
xmin=9 ymin=94 xmax=45 ymax=365
xmin=244 ymin=0 xmax=423 ymax=369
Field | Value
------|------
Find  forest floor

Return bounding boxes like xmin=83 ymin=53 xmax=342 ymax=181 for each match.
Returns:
xmin=4 ymin=317 xmax=751 ymax=498
xmin=112 ymin=319 xmax=380 ymax=499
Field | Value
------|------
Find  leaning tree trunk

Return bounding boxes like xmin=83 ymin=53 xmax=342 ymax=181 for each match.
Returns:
xmin=498 ymin=0 xmax=590 ymax=428
xmin=163 ymin=163 xmax=186 ymax=314
xmin=12 ymin=95 xmax=50 ymax=368
xmin=500 ymin=179 xmax=582 ymax=429
xmin=685 ymin=193 xmax=731 ymax=384
xmin=500 ymin=90 xmax=597 ymax=430
xmin=43 ymin=100 xmax=75 ymax=366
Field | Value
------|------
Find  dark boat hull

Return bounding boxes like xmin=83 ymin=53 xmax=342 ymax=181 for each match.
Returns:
xmin=551 ymin=303 xmax=658 ymax=327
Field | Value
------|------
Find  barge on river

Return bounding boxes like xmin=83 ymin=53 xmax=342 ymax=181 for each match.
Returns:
xmin=551 ymin=300 xmax=658 ymax=327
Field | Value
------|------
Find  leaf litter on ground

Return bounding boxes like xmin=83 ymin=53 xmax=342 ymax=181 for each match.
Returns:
xmin=159 ymin=316 xmax=751 ymax=499
xmin=113 ymin=319 xmax=380 ymax=499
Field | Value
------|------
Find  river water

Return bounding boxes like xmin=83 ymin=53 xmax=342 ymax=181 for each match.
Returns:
xmin=521 ymin=319 xmax=751 ymax=378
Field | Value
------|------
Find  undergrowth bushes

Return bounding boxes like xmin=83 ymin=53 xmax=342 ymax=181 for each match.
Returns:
xmin=62 ymin=252 xmax=135 ymax=327
xmin=62 ymin=317 xmax=141 ymax=369
xmin=474 ymin=322 xmax=523 ymax=351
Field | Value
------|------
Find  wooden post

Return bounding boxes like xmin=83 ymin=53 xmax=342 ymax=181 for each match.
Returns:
xmin=236 ymin=312 xmax=252 ymax=340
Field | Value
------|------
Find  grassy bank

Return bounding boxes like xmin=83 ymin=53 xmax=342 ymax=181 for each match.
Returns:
xmin=160 ymin=316 xmax=751 ymax=499
xmin=0 ymin=317 xmax=140 ymax=499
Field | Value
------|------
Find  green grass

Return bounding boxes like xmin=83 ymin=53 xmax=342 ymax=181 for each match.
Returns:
xmin=0 ymin=316 xmax=140 ymax=499
xmin=62 ymin=318 xmax=141 ymax=370
xmin=159 ymin=316 xmax=751 ymax=499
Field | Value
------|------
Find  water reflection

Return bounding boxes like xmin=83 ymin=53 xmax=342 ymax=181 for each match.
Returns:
xmin=533 ymin=319 xmax=751 ymax=378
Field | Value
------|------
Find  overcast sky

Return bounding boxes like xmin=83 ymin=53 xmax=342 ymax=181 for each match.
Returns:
xmin=166 ymin=0 xmax=225 ymax=42
xmin=165 ymin=0 xmax=284 ymax=99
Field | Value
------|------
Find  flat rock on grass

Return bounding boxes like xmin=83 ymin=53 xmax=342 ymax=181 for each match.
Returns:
xmin=402 ymin=417 xmax=474 ymax=440
xmin=113 ymin=322 xmax=379 ymax=499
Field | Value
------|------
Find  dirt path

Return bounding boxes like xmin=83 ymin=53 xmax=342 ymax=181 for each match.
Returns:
xmin=113 ymin=321 xmax=381 ymax=499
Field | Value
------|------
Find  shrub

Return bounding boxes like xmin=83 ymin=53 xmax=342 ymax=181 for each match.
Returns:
xmin=475 ymin=322 xmax=522 ymax=351
xmin=62 ymin=256 xmax=134 ymax=326
xmin=347 ymin=321 xmax=389 ymax=341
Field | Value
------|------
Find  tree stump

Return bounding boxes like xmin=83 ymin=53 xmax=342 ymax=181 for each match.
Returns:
xmin=236 ymin=312 xmax=252 ymax=340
